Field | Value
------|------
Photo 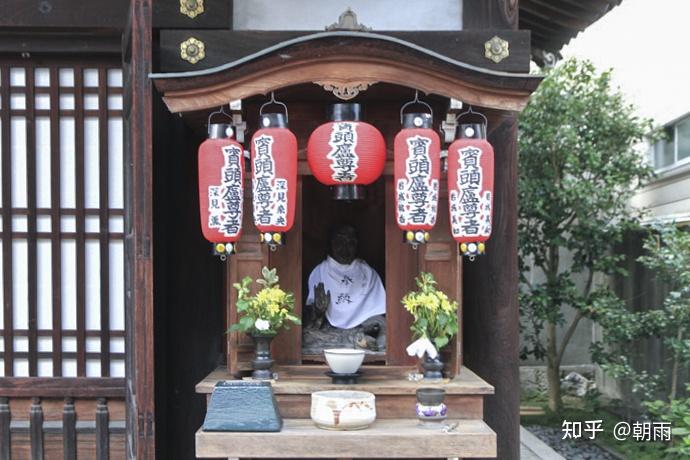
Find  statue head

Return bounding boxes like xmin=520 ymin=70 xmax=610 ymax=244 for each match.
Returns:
xmin=328 ymin=224 xmax=358 ymax=265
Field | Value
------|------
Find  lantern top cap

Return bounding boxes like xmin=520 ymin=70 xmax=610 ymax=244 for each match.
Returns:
xmin=258 ymin=113 xmax=287 ymax=129
xmin=402 ymin=112 xmax=433 ymax=129
xmin=208 ymin=123 xmax=235 ymax=139
xmin=329 ymin=103 xmax=362 ymax=122
xmin=457 ymin=123 xmax=486 ymax=140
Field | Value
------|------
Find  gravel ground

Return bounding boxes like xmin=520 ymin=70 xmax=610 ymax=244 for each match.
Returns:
xmin=525 ymin=425 xmax=619 ymax=460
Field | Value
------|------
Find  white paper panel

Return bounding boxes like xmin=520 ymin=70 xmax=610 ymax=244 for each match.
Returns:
xmin=0 ymin=361 xmax=4 ymax=377
xmin=35 ymin=94 xmax=50 ymax=110
xmin=84 ymin=69 xmax=98 ymax=87
xmin=60 ymin=117 xmax=76 ymax=207
xmin=85 ymin=240 xmax=100 ymax=330
xmin=108 ymin=118 xmax=124 ymax=208
xmin=84 ymin=94 xmax=98 ymax=110
xmin=86 ymin=359 xmax=101 ymax=377
xmin=85 ymin=215 xmax=99 ymax=232
xmin=10 ymin=94 xmax=26 ymax=110
xmin=0 ymin=244 xmax=3 ymax=329
xmin=14 ymin=359 xmax=29 ymax=377
xmin=36 ymin=116 xmax=51 ymax=208
xmin=109 ymin=215 xmax=124 ymax=233
xmin=109 ymin=240 xmax=124 ymax=330
xmin=107 ymin=95 xmax=123 ymax=111
xmin=12 ymin=216 xmax=27 ymax=232
xmin=59 ymin=94 xmax=75 ymax=110
xmin=35 ymin=68 xmax=50 ymax=87
xmin=10 ymin=68 xmax=26 ymax=86
xmin=0 ymin=338 xmax=3 ymax=351
xmin=38 ymin=337 xmax=52 ymax=352
xmin=62 ymin=337 xmax=76 ymax=352
xmin=38 ymin=359 xmax=53 ymax=376
xmin=61 ymin=215 xmax=76 ymax=232
xmin=61 ymin=239 xmax=76 ymax=329
xmin=58 ymin=69 xmax=74 ymax=87
xmin=12 ymin=239 xmax=28 ymax=329
xmin=84 ymin=117 xmax=100 ymax=207
xmin=37 ymin=239 xmax=52 ymax=329
xmin=86 ymin=337 xmax=100 ymax=352
xmin=62 ymin=359 xmax=77 ymax=377
xmin=110 ymin=360 xmax=125 ymax=377
xmin=110 ymin=337 xmax=124 ymax=353
xmin=11 ymin=117 xmax=27 ymax=207
xmin=37 ymin=216 xmax=51 ymax=232
xmin=14 ymin=337 xmax=28 ymax=352
xmin=107 ymin=69 xmax=123 ymax=87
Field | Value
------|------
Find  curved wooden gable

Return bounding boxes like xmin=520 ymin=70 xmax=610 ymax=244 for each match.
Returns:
xmin=151 ymin=31 xmax=541 ymax=113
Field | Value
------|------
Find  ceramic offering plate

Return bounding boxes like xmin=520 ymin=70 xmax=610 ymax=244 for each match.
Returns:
xmin=311 ymin=390 xmax=376 ymax=430
xmin=323 ymin=348 xmax=366 ymax=374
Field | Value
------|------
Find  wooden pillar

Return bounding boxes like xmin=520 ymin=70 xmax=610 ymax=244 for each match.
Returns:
xmin=463 ymin=112 xmax=520 ymax=460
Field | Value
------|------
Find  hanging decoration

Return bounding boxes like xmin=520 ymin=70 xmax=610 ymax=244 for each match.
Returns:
xmin=307 ymin=103 xmax=386 ymax=200
xmin=447 ymin=107 xmax=494 ymax=260
xmin=251 ymin=93 xmax=297 ymax=249
xmin=393 ymin=92 xmax=441 ymax=247
xmin=198 ymin=106 xmax=244 ymax=259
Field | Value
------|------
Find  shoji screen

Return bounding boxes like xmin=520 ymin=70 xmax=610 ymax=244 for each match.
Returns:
xmin=0 ymin=61 xmax=125 ymax=378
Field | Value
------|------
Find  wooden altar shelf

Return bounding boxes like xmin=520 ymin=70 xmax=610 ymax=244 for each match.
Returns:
xmin=195 ymin=419 xmax=497 ymax=458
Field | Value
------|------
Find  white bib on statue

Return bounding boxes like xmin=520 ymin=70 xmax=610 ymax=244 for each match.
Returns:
xmin=307 ymin=256 xmax=386 ymax=329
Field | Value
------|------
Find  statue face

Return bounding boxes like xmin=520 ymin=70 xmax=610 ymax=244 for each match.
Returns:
xmin=330 ymin=226 xmax=358 ymax=265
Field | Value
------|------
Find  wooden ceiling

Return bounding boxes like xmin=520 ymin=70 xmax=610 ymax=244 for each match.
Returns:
xmin=520 ymin=0 xmax=622 ymax=56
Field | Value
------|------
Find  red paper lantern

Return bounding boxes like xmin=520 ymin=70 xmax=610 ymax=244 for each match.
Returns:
xmin=307 ymin=103 xmax=385 ymax=200
xmin=251 ymin=111 xmax=297 ymax=247
xmin=448 ymin=122 xmax=494 ymax=258
xmin=394 ymin=112 xmax=441 ymax=245
xmin=198 ymin=122 xmax=244 ymax=258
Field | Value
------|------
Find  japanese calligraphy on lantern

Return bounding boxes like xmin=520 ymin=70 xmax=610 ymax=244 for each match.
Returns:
xmin=396 ymin=135 xmax=438 ymax=226
xmin=252 ymin=134 xmax=289 ymax=228
xmin=327 ymin=122 xmax=359 ymax=182
xmin=208 ymin=145 xmax=243 ymax=237
xmin=449 ymin=146 xmax=492 ymax=238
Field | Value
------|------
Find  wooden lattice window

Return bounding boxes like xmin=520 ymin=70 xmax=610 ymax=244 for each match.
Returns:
xmin=0 ymin=61 xmax=125 ymax=378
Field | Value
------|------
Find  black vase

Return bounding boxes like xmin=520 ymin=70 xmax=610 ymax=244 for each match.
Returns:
xmin=421 ymin=353 xmax=444 ymax=380
xmin=251 ymin=333 xmax=275 ymax=380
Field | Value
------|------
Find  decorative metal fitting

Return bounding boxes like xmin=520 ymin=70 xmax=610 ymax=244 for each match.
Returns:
xmin=325 ymin=7 xmax=371 ymax=31
xmin=180 ymin=0 xmax=204 ymax=19
xmin=180 ymin=37 xmax=205 ymax=64
xmin=484 ymin=36 xmax=509 ymax=64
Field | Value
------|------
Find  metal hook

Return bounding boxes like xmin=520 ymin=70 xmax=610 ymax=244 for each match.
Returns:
xmin=400 ymin=90 xmax=433 ymax=124
xmin=259 ymin=91 xmax=289 ymax=123
xmin=455 ymin=105 xmax=488 ymax=126
xmin=207 ymin=103 xmax=233 ymax=131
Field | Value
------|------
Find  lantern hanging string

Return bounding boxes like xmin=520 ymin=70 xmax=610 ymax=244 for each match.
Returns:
xmin=455 ymin=105 xmax=488 ymax=127
xmin=259 ymin=91 xmax=289 ymax=124
xmin=399 ymin=90 xmax=433 ymax=124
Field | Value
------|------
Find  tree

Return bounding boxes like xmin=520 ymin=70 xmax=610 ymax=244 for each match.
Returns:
xmin=518 ymin=58 xmax=654 ymax=412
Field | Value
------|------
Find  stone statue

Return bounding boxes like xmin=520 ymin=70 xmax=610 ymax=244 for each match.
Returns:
xmin=303 ymin=224 xmax=386 ymax=353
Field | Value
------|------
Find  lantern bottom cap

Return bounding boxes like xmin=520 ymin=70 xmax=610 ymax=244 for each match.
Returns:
xmin=332 ymin=184 xmax=366 ymax=200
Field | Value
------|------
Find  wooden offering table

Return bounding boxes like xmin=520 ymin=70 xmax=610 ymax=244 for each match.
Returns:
xmin=195 ymin=365 xmax=496 ymax=458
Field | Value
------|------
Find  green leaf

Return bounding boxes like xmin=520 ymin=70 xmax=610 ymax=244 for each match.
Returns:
xmin=434 ymin=336 xmax=449 ymax=350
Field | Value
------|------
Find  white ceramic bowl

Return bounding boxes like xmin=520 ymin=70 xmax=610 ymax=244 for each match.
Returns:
xmin=323 ymin=348 xmax=366 ymax=374
xmin=311 ymin=390 xmax=376 ymax=430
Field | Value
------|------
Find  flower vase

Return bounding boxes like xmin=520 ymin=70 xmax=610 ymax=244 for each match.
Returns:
xmin=420 ymin=353 xmax=444 ymax=380
xmin=251 ymin=333 xmax=275 ymax=380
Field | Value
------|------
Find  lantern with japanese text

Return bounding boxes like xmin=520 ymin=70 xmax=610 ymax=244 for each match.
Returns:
xmin=198 ymin=116 xmax=244 ymax=259
xmin=251 ymin=96 xmax=297 ymax=248
xmin=447 ymin=111 xmax=494 ymax=259
xmin=307 ymin=103 xmax=386 ymax=200
xmin=394 ymin=98 xmax=441 ymax=246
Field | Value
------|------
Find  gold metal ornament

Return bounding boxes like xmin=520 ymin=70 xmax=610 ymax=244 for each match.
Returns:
xmin=180 ymin=37 xmax=205 ymax=64
xmin=180 ymin=0 xmax=204 ymax=19
xmin=484 ymin=36 xmax=509 ymax=64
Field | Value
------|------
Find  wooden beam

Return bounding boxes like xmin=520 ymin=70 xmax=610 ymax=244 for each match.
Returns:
xmin=158 ymin=30 xmax=532 ymax=73
xmin=0 ymin=378 xmax=126 ymax=398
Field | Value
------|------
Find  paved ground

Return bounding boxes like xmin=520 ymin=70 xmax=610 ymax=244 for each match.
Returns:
xmin=521 ymin=426 xmax=566 ymax=460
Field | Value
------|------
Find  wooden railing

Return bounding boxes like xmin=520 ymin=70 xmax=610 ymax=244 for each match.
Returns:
xmin=0 ymin=378 xmax=125 ymax=459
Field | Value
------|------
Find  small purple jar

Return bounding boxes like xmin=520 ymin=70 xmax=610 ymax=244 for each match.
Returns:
xmin=415 ymin=388 xmax=447 ymax=427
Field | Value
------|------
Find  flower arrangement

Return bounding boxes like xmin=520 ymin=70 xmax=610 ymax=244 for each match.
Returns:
xmin=228 ymin=266 xmax=301 ymax=336
xmin=402 ymin=272 xmax=459 ymax=351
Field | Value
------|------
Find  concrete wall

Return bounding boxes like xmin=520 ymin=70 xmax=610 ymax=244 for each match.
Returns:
xmin=232 ymin=0 xmax=462 ymax=31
